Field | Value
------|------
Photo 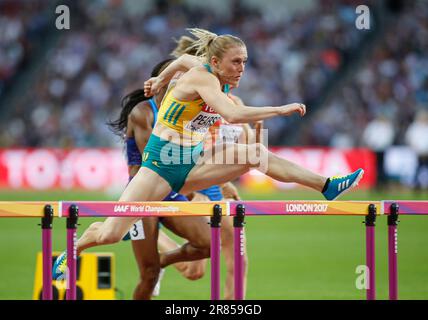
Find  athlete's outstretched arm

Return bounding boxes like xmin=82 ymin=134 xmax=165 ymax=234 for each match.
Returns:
xmin=194 ymin=70 xmax=306 ymax=123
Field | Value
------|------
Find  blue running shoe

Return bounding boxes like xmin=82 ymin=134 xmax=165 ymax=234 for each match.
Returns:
xmin=53 ymin=251 xmax=67 ymax=280
xmin=323 ymin=168 xmax=364 ymax=200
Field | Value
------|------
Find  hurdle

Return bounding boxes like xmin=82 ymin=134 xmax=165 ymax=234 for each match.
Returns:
xmin=383 ymin=201 xmax=428 ymax=300
xmin=60 ymin=200 xmax=382 ymax=300
xmin=210 ymin=204 xmax=223 ymax=300
xmin=1 ymin=200 xmax=427 ymax=300
xmin=230 ymin=201 xmax=381 ymax=300
xmin=234 ymin=204 xmax=246 ymax=300
xmin=58 ymin=201 xmax=228 ymax=301
xmin=0 ymin=202 xmax=57 ymax=300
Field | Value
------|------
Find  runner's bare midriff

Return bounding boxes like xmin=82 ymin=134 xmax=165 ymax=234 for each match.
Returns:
xmin=152 ymin=122 xmax=205 ymax=147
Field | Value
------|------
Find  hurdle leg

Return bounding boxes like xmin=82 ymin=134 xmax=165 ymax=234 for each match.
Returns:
xmin=388 ymin=203 xmax=399 ymax=300
xmin=41 ymin=204 xmax=54 ymax=300
xmin=365 ymin=204 xmax=377 ymax=300
xmin=66 ymin=204 xmax=79 ymax=300
xmin=234 ymin=204 xmax=245 ymax=300
xmin=210 ymin=204 xmax=222 ymax=300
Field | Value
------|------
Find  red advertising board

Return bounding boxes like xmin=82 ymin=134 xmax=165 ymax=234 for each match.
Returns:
xmin=0 ymin=149 xmax=128 ymax=190
xmin=0 ymin=148 xmax=376 ymax=190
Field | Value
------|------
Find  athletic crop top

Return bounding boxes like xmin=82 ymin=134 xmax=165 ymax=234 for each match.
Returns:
xmin=157 ymin=64 xmax=229 ymax=143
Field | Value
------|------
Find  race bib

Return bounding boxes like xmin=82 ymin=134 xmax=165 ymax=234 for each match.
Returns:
xmin=184 ymin=104 xmax=222 ymax=136
xmin=129 ymin=220 xmax=145 ymax=240
xmin=219 ymin=124 xmax=244 ymax=144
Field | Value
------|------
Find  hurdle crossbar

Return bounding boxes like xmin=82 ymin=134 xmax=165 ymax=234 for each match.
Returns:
xmin=3 ymin=200 xmax=428 ymax=301
xmin=0 ymin=202 xmax=59 ymax=217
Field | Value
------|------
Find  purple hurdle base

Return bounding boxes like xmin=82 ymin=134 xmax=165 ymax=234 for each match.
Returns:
xmin=210 ymin=205 xmax=222 ymax=300
xmin=42 ymin=228 xmax=52 ymax=300
xmin=65 ymin=204 xmax=78 ymax=300
xmin=388 ymin=203 xmax=399 ymax=300
xmin=234 ymin=204 xmax=245 ymax=300
xmin=234 ymin=227 xmax=244 ymax=300
xmin=388 ymin=225 xmax=398 ymax=300
xmin=41 ymin=205 xmax=53 ymax=300
xmin=66 ymin=228 xmax=77 ymax=300
xmin=366 ymin=225 xmax=376 ymax=300
xmin=365 ymin=204 xmax=377 ymax=300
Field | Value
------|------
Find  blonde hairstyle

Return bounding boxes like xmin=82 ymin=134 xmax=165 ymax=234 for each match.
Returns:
xmin=182 ymin=28 xmax=245 ymax=62
xmin=171 ymin=35 xmax=198 ymax=58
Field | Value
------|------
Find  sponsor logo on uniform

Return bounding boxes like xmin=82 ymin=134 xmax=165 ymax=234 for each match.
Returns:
xmin=143 ymin=152 xmax=149 ymax=162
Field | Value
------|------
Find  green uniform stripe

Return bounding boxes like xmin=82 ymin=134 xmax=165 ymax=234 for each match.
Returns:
xmin=173 ymin=106 xmax=186 ymax=125
xmin=163 ymin=102 xmax=177 ymax=121
xmin=168 ymin=103 xmax=181 ymax=123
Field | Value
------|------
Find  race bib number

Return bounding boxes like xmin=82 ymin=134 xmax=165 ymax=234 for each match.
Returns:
xmin=129 ymin=220 xmax=145 ymax=240
xmin=219 ymin=124 xmax=244 ymax=144
xmin=184 ymin=104 xmax=222 ymax=136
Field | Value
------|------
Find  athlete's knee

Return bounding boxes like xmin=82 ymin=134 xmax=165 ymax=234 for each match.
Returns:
xmin=184 ymin=261 xmax=206 ymax=280
xmin=87 ymin=222 xmax=102 ymax=236
xmin=245 ymin=143 xmax=268 ymax=168
xmin=96 ymin=229 xmax=123 ymax=245
xmin=188 ymin=241 xmax=210 ymax=260
xmin=89 ymin=222 xmax=103 ymax=230
xmin=193 ymin=237 xmax=211 ymax=258
xmin=187 ymin=229 xmax=211 ymax=250
xmin=201 ymin=246 xmax=211 ymax=259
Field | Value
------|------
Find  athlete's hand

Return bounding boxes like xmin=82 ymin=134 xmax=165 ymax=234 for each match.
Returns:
xmin=181 ymin=260 xmax=206 ymax=281
xmin=144 ymin=77 xmax=162 ymax=97
xmin=222 ymin=182 xmax=241 ymax=201
xmin=279 ymin=103 xmax=306 ymax=117
xmin=191 ymin=192 xmax=210 ymax=202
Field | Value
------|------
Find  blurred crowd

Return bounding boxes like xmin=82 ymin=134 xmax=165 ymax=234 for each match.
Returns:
xmin=0 ymin=0 xmax=367 ymax=147
xmin=304 ymin=1 xmax=428 ymax=147
xmin=0 ymin=0 xmax=427 ymax=184
xmin=0 ymin=0 xmax=50 ymax=96
xmin=302 ymin=0 xmax=428 ymax=188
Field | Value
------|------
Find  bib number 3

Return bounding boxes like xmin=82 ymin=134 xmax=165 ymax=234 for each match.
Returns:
xmin=129 ymin=220 xmax=145 ymax=240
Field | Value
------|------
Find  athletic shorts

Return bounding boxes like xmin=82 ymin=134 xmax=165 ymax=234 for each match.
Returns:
xmin=197 ymin=185 xmax=223 ymax=201
xmin=141 ymin=134 xmax=203 ymax=192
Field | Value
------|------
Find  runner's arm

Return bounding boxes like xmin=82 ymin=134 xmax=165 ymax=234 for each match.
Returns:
xmin=144 ymin=54 xmax=203 ymax=96
xmin=195 ymin=72 xmax=306 ymax=123
xmin=129 ymin=106 xmax=153 ymax=152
